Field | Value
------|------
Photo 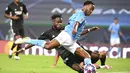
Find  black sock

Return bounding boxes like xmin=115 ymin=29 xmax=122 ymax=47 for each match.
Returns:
xmin=78 ymin=69 xmax=83 ymax=73
xmin=100 ymin=55 xmax=106 ymax=66
xmin=11 ymin=43 xmax=17 ymax=50
xmin=15 ymin=44 xmax=22 ymax=56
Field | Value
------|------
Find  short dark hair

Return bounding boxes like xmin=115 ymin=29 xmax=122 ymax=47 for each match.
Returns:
xmin=51 ymin=14 xmax=62 ymax=20
xmin=114 ymin=17 xmax=118 ymax=20
xmin=83 ymin=1 xmax=95 ymax=6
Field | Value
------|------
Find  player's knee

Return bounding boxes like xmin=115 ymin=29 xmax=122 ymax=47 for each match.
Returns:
xmin=75 ymin=48 xmax=91 ymax=58
xmin=44 ymin=45 xmax=51 ymax=50
xmin=15 ymin=35 xmax=22 ymax=39
xmin=101 ymin=53 xmax=106 ymax=58
xmin=44 ymin=43 xmax=52 ymax=50
xmin=100 ymin=52 xmax=106 ymax=58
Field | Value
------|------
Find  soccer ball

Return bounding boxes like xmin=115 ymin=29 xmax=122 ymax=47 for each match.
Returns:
xmin=84 ymin=64 xmax=96 ymax=73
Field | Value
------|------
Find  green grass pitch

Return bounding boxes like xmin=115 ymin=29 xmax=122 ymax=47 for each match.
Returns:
xmin=0 ymin=54 xmax=130 ymax=73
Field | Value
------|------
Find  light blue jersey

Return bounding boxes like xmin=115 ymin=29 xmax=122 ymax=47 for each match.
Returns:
xmin=64 ymin=9 xmax=86 ymax=40
xmin=108 ymin=23 xmax=120 ymax=39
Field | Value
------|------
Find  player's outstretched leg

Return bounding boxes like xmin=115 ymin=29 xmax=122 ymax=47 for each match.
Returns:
xmin=15 ymin=37 xmax=31 ymax=44
xmin=15 ymin=37 xmax=60 ymax=50
xmin=15 ymin=37 xmax=46 ymax=47
xmin=75 ymin=48 xmax=96 ymax=73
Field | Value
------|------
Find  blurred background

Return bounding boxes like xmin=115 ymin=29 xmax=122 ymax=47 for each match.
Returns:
xmin=0 ymin=0 xmax=130 ymax=58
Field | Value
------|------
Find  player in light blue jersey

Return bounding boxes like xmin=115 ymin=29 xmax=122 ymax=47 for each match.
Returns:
xmin=15 ymin=1 xmax=96 ymax=73
xmin=64 ymin=9 xmax=86 ymax=40
xmin=108 ymin=18 xmax=123 ymax=46
xmin=108 ymin=18 xmax=123 ymax=58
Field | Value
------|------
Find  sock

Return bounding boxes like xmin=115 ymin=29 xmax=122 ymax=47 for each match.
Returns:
xmin=100 ymin=56 xmax=106 ymax=66
xmin=15 ymin=44 xmax=21 ymax=56
xmin=84 ymin=58 xmax=92 ymax=65
xmin=9 ymin=50 xmax=13 ymax=55
xmin=118 ymin=48 xmax=121 ymax=58
xmin=27 ymin=39 xmax=46 ymax=47
xmin=11 ymin=43 xmax=17 ymax=50
xmin=10 ymin=42 xmax=17 ymax=55
xmin=100 ymin=65 xmax=105 ymax=69
xmin=15 ymin=52 xmax=19 ymax=56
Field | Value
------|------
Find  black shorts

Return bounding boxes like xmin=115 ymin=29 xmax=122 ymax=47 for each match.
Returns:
xmin=64 ymin=50 xmax=100 ymax=68
xmin=12 ymin=27 xmax=24 ymax=37
xmin=64 ymin=55 xmax=81 ymax=69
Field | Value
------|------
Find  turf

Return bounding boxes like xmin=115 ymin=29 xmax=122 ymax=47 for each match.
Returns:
xmin=0 ymin=54 xmax=130 ymax=73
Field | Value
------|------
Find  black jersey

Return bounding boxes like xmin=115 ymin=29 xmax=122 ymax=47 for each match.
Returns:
xmin=38 ymin=26 xmax=62 ymax=40
xmin=5 ymin=2 xmax=28 ymax=28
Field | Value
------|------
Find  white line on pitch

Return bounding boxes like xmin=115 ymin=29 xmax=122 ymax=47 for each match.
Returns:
xmin=107 ymin=71 xmax=129 ymax=73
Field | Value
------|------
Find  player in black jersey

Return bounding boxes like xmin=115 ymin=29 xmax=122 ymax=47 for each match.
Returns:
xmin=4 ymin=0 xmax=29 ymax=60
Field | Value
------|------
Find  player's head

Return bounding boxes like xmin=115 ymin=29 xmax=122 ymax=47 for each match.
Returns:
xmin=83 ymin=1 xmax=95 ymax=16
xmin=51 ymin=14 xmax=63 ymax=30
xmin=114 ymin=17 xmax=118 ymax=24
xmin=14 ymin=0 xmax=20 ymax=3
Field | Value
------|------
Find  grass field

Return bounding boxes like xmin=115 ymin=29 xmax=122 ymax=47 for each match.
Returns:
xmin=0 ymin=54 xmax=130 ymax=73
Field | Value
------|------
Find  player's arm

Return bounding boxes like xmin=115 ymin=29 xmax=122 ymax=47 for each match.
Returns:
xmin=72 ymin=13 xmax=84 ymax=34
xmin=119 ymin=30 xmax=124 ymax=39
xmin=72 ymin=22 xmax=80 ymax=34
xmin=119 ymin=31 xmax=123 ymax=36
xmin=108 ymin=26 xmax=112 ymax=32
xmin=118 ymin=27 xmax=126 ymax=43
xmin=23 ymin=3 xmax=29 ymax=20
xmin=4 ymin=13 xmax=13 ymax=19
xmin=118 ymin=26 xmax=123 ymax=37
xmin=108 ymin=24 xmax=114 ymax=33
xmin=108 ymin=29 xmax=113 ymax=33
xmin=4 ymin=6 xmax=19 ymax=20
xmin=81 ymin=26 xmax=99 ymax=35
xmin=52 ymin=53 xmax=60 ymax=67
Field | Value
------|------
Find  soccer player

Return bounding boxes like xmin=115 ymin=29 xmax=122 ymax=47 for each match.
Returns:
xmin=15 ymin=1 xmax=96 ymax=72
xmin=15 ymin=14 xmax=102 ymax=73
xmin=108 ymin=18 xmax=123 ymax=58
xmin=4 ymin=0 xmax=29 ymax=60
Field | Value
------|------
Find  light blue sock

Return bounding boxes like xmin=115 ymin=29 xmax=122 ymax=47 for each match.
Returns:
xmin=118 ymin=48 xmax=121 ymax=57
xmin=27 ymin=39 xmax=46 ymax=47
xmin=84 ymin=58 xmax=92 ymax=65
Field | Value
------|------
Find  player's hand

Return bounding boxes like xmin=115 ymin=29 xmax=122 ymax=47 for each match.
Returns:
xmin=72 ymin=29 xmax=77 ymax=34
xmin=50 ymin=64 xmax=56 ymax=68
xmin=11 ymin=15 xmax=19 ymax=20
xmin=91 ymin=26 xmax=100 ymax=31
xmin=24 ymin=15 xmax=28 ymax=20
xmin=111 ymin=30 xmax=115 ymax=33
